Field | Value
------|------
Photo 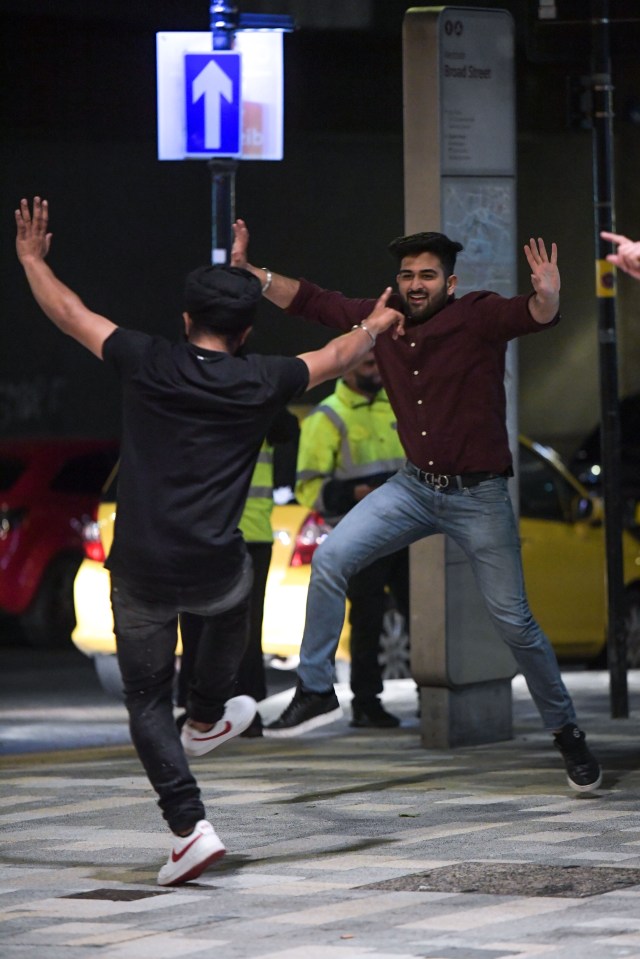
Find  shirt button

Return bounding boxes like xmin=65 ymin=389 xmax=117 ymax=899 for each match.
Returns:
xmin=413 ymin=370 xmax=419 ymax=376
xmin=421 ymin=431 xmax=427 ymax=436
xmin=417 ymin=399 xmax=423 ymax=405
xmin=428 ymin=460 xmax=434 ymax=466
xmin=410 ymin=342 xmax=416 ymax=347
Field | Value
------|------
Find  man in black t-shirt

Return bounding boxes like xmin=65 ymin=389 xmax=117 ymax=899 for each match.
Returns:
xmin=15 ymin=196 xmax=404 ymax=887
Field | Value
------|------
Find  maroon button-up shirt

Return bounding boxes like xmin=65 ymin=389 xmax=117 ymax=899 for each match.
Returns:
xmin=287 ymin=279 xmax=559 ymax=475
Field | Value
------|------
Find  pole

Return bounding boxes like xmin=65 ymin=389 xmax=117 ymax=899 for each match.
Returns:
xmin=209 ymin=2 xmax=239 ymax=264
xmin=590 ymin=0 xmax=628 ymax=717
xmin=211 ymin=1 xmax=238 ymax=50
xmin=209 ymin=157 xmax=237 ymax=264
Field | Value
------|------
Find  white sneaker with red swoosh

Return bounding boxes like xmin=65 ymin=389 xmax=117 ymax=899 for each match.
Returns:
xmin=157 ymin=820 xmax=226 ymax=886
xmin=181 ymin=695 xmax=257 ymax=758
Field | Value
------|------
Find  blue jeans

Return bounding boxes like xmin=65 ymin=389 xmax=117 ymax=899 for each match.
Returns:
xmin=299 ymin=465 xmax=576 ymax=731
xmin=111 ymin=555 xmax=252 ymax=835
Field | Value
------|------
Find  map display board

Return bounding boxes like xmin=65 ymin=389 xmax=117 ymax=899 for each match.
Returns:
xmin=442 ymin=177 xmax=517 ymax=297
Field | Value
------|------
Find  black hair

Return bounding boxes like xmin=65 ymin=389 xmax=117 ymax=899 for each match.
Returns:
xmin=184 ymin=264 xmax=262 ymax=334
xmin=388 ymin=231 xmax=464 ymax=278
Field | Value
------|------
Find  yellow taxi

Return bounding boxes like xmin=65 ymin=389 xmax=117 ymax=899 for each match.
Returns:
xmin=72 ymin=436 xmax=640 ymax=696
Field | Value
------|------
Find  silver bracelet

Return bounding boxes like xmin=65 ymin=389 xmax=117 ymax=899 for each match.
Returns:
xmin=260 ymin=267 xmax=273 ymax=294
xmin=353 ymin=321 xmax=376 ymax=346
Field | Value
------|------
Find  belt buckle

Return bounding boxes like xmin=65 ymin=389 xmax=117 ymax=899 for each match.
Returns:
xmin=424 ymin=471 xmax=449 ymax=490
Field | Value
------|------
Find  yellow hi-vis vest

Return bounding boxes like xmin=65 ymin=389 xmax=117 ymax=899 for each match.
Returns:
xmin=296 ymin=381 xmax=405 ymax=519
xmin=239 ymin=442 xmax=274 ymax=544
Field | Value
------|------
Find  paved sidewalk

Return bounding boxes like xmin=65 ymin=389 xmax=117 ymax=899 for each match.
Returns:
xmin=1 ymin=672 xmax=640 ymax=959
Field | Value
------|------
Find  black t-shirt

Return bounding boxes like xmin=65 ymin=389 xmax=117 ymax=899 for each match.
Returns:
xmin=102 ymin=328 xmax=308 ymax=598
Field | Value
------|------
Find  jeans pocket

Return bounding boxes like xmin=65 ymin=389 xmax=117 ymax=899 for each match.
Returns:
xmin=465 ymin=478 xmax=510 ymax=506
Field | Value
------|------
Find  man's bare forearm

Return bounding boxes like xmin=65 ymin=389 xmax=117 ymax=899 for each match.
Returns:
xmin=19 ymin=257 xmax=117 ymax=359
xmin=21 ymin=257 xmax=89 ymax=333
xmin=244 ymin=263 xmax=300 ymax=309
xmin=299 ymin=291 xmax=403 ymax=390
xmin=16 ymin=197 xmax=117 ymax=358
xmin=318 ymin=325 xmax=377 ymax=377
xmin=230 ymin=220 xmax=300 ymax=308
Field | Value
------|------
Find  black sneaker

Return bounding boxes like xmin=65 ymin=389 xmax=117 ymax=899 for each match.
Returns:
xmin=553 ymin=723 xmax=602 ymax=792
xmin=264 ymin=683 xmax=342 ymax=737
xmin=350 ymin=698 xmax=400 ymax=728
xmin=240 ymin=713 xmax=263 ymax=738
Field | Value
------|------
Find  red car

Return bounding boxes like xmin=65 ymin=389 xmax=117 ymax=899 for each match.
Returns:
xmin=0 ymin=438 xmax=119 ymax=647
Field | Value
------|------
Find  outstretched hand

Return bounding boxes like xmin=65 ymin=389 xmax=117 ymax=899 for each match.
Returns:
xmin=231 ymin=218 xmax=249 ymax=269
xmin=601 ymin=231 xmax=640 ymax=281
xmin=365 ymin=287 xmax=406 ymax=340
xmin=15 ymin=197 xmax=52 ymax=263
xmin=524 ymin=237 xmax=560 ymax=300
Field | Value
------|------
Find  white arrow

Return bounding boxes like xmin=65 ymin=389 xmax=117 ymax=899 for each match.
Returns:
xmin=192 ymin=59 xmax=234 ymax=150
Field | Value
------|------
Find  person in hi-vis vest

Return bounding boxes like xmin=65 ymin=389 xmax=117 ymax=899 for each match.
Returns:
xmin=179 ymin=408 xmax=299 ymax=737
xmin=295 ymin=352 xmax=408 ymax=728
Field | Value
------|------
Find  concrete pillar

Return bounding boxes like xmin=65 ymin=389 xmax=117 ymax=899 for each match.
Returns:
xmin=403 ymin=7 xmax=518 ymax=746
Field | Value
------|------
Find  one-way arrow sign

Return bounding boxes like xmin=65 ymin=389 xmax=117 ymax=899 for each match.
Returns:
xmin=185 ymin=52 xmax=241 ymax=156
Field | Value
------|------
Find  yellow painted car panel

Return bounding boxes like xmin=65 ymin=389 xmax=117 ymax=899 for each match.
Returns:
xmin=71 ymin=503 xmax=347 ymax=664
xmin=262 ymin=505 xmax=350 ymax=661
xmin=519 ymin=437 xmax=640 ymax=661
xmin=72 ymin=436 xmax=640 ymax=676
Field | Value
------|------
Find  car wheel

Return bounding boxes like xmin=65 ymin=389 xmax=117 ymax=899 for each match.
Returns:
xmin=378 ymin=601 xmax=411 ymax=680
xmin=624 ymin=584 xmax=640 ymax=668
xmin=94 ymin=654 xmax=124 ymax=700
xmin=20 ymin=553 xmax=82 ymax=648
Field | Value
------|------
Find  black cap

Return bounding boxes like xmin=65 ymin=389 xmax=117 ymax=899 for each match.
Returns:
xmin=388 ymin=231 xmax=464 ymax=272
xmin=184 ymin=264 xmax=262 ymax=333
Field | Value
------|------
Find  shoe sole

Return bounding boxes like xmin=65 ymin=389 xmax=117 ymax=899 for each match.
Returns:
xmin=183 ymin=701 xmax=257 ymax=757
xmin=263 ymin=705 xmax=343 ymax=738
xmin=567 ymin=768 xmax=603 ymax=792
xmin=158 ymin=845 xmax=226 ymax=886
xmin=183 ymin=726 xmax=248 ymax=757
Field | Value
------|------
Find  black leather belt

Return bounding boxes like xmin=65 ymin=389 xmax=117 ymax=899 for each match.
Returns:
xmin=409 ymin=463 xmax=506 ymax=492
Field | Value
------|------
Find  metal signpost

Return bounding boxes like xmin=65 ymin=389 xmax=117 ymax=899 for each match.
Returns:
xmin=590 ymin=0 xmax=627 ymax=718
xmin=156 ymin=3 xmax=293 ymax=264
xmin=533 ymin=0 xmax=638 ymax=718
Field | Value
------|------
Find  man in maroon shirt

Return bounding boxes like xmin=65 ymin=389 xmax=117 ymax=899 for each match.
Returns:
xmin=232 ymin=221 xmax=602 ymax=793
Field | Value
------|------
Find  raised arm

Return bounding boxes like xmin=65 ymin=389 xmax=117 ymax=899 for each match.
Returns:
xmin=231 ymin=218 xmax=300 ymax=309
xmin=298 ymin=288 xmax=404 ymax=390
xmin=601 ymin=231 xmax=640 ymax=281
xmin=523 ymin=237 xmax=560 ymax=326
xmin=15 ymin=197 xmax=117 ymax=359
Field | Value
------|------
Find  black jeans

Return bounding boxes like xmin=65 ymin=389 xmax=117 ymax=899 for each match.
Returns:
xmin=179 ymin=542 xmax=273 ymax=707
xmin=347 ymin=547 xmax=409 ymax=702
xmin=111 ymin=563 xmax=251 ymax=835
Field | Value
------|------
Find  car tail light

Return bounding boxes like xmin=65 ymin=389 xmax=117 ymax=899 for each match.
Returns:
xmin=290 ymin=511 xmax=333 ymax=567
xmin=0 ymin=506 xmax=26 ymax=540
xmin=81 ymin=510 xmax=106 ymax=563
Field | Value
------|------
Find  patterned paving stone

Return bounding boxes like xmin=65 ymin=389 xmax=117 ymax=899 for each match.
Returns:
xmin=0 ymin=674 xmax=640 ymax=958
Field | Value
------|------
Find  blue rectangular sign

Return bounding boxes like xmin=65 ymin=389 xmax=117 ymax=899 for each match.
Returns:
xmin=157 ymin=33 xmax=284 ymax=161
xmin=184 ymin=52 xmax=241 ymax=156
